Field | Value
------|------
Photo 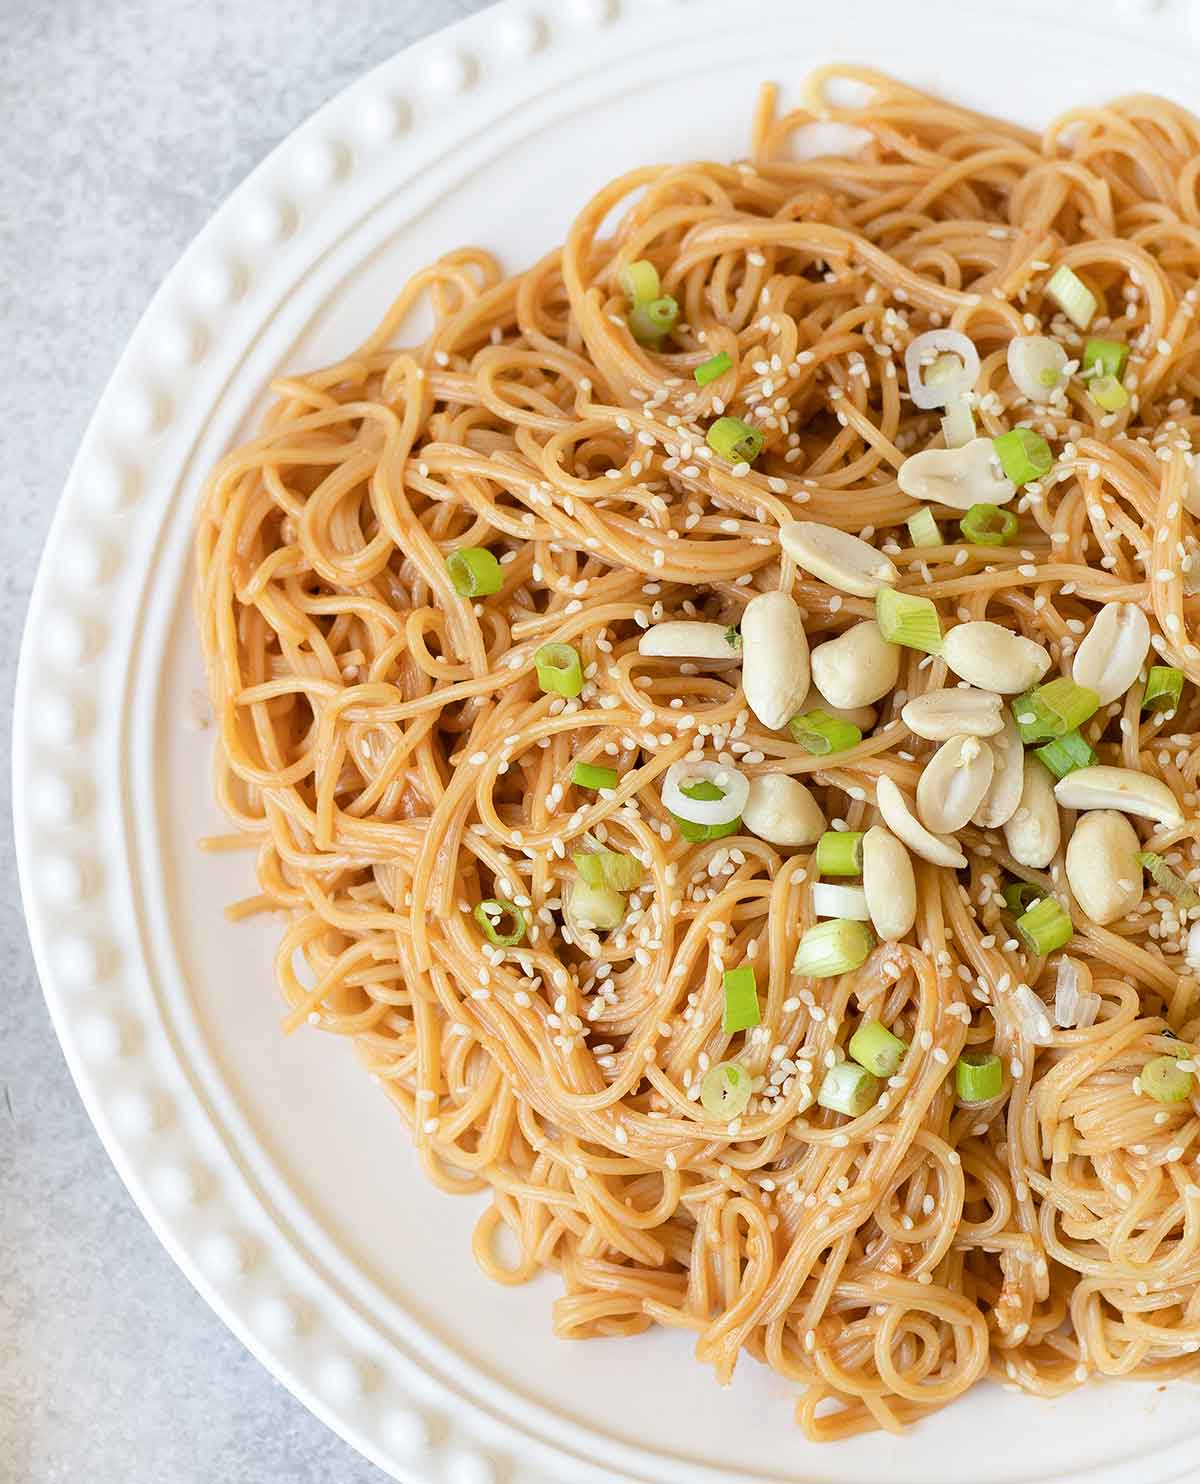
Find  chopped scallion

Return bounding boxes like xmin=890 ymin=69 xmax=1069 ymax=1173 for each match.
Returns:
xmin=1082 ymin=338 xmax=1128 ymax=380
xmin=960 ymin=503 xmax=1018 ymax=546
xmin=955 ymin=1050 xmax=1003 ymax=1103
xmin=815 ymin=830 xmax=865 ymax=876
xmin=940 ymin=397 xmax=976 ymax=449
xmin=534 ymin=642 xmax=583 ymax=698
xmin=447 ymin=547 xmax=503 ymax=597
xmin=672 ymin=779 xmax=740 ymax=842
xmin=788 ymin=710 xmax=862 ymax=756
xmin=700 ymin=1060 xmax=752 ymax=1120
xmin=474 ymin=897 xmax=526 ymax=947
xmin=571 ymin=761 xmax=618 ymax=792
xmin=629 ymin=295 xmax=679 ymax=345
xmin=618 ymin=258 xmax=660 ymax=304
xmin=694 ymin=351 xmax=732 ymax=387
xmin=1034 ymin=729 xmax=1097 ymax=779
xmin=1136 ymin=851 xmax=1200 ymax=910
xmin=1089 ymin=374 xmax=1128 ymax=412
xmin=1046 ymin=264 xmax=1097 ymax=329
xmin=1140 ymin=1054 xmax=1194 ymax=1104
xmin=792 ymin=919 xmax=874 ymax=979
xmin=572 ymin=850 xmax=643 ymax=892
xmin=848 ymin=1019 xmax=907 ymax=1077
xmin=567 ymin=880 xmax=626 ymax=932
xmin=722 ymin=966 xmax=761 ymax=1034
xmin=1011 ymin=678 xmax=1099 ymax=744
xmin=817 ymin=1060 xmax=881 ymax=1116
xmin=1016 ymin=896 xmax=1073 ymax=957
xmin=1143 ymin=666 xmax=1184 ymax=713
xmin=875 ymin=587 xmax=943 ymax=654
xmin=906 ymin=507 xmax=941 ymax=548
xmin=1003 ymin=881 xmax=1045 ymax=916
xmin=992 ymin=427 xmax=1053 ymax=486
xmin=706 ymin=416 xmax=764 ymax=465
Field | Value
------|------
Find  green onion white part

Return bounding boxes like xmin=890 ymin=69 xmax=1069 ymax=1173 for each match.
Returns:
xmin=906 ymin=506 xmax=942 ymax=547
xmin=700 ymin=1061 xmax=752 ymax=1121
xmin=661 ymin=761 xmax=749 ymax=827
xmin=1089 ymin=374 xmax=1129 ymax=412
xmin=566 ymin=880 xmax=627 ymax=934
xmin=848 ymin=1019 xmax=908 ymax=1077
xmin=1045 ymin=264 xmax=1097 ymax=329
xmin=1140 ymin=1054 xmax=1194 ymax=1105
xmin=572 ymin=850 xmax=643 ymax=892
xmin=792 ymin=918 xmax=874 ymax=978
xmin=1012 ymin=983 xmax=1054 ymax=1045
xmin=1054 ymin=957 xmax=1100 ymax=1030
xmin=940 ymin=397 xmax=976 ymax=449
xmin=618 ymin=258 xmax=660 ymax=304
xmin=904 ymin=328 xmax=980 ymax=409
xmin=810 ymin=881 xmax=871 ymax=921
xmin=1006 ymin=335 xmax=1068 ymax=402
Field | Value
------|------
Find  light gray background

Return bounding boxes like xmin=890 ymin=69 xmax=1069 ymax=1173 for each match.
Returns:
xmin=0 ymin=3 xmax=491 ymax=1480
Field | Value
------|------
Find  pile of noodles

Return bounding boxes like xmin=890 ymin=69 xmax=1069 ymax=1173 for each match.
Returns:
xmin=195 ymin=68 xmax=1200 ymax=1438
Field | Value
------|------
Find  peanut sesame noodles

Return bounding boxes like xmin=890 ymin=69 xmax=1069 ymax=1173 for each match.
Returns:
xmin=195 ymin=68 xmax=1200 ymax=1438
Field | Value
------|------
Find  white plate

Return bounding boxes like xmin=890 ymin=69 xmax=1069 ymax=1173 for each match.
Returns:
xmin=16 ymin=2 xmax=1200 ymax=1480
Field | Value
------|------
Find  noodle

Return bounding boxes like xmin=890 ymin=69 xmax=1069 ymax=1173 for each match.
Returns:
xmin=194 ymin=69 xmax=1200 ymax=1437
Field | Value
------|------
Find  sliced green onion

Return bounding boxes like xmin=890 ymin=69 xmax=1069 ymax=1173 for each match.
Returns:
xmin=955 ymin=1050 xmax=1003 ymax=1104
xmin=694 ymin=351 xmax=732 ymax=387
xmin=925 ymin=352 xmax=964 ymax=387
xmin=572 ymin=850 xmax=643 ymax=892
xmin=722 ymin=966 xmax=761 ymax=1034
xmin=875 ymin=587 xmax=943 ymax=654
xmin=792 ymin=919 xmax=874 ymax=979
xmin=700 ymin=1060 xmax=752 ymax=1120
xmin=571 ymin=761 xmax=618 ymax=792
xmin=706 ymin=416 xmax=764 ymax=465
xmin=567 ymin=880 xmax=626 ymax=932
xmin=1034 ymin=729 xmax=1097 ymax=779
xmin=817 ymin=1060 xmax=881 ymax=1116
xmin=848 ymin=1019 xmax=907 ymax=1077
xmin=993 ymin=427 xmax=1053 ymax=486
xmin=629 ymin=296 xmax=679 ymax=345
xmin=1089 ymin=374 xmax=1128 ymax=412
xmin=1083 ymin=337 xmax=1129 ymax=380
xmin=1140 ymin=1054 xmax=1194 ymax=1104
xmin=788 ymin=710 xmax=862 ymax=756
xmin=724 ymin=624 xmax=742 ymax=652
xmin=941 ymin=398 xmax=976 ymax=449
xmin=447 ymin=547 xmax=503 ymax=597
xmin=1016 ymin=896 xmax=1073 ymax=956
xmin=906 ymin=507 xmax=941 ymax=548
xmin=1003 ymin=881 xmax=1045 ymax=915
xmin=671 ymin=812 xmax=741 ymax=842
xmin=1143 ymin=666 xmax=1184 ymax=713
xmin=1011 ymin=678 xmax=1100 ymax=744
xmin=672 ymin=781 xmax=741 ymax=842
xmin=960 ymin=503 xmax=1018 ymax=547
xmin=618 ymin=258 xmax=660 ymax=304
xmin=1137 ymin=851 xmax=1200 ymax=910
xmin=815 ymin=830 xmax=864 ymax=876
xmin=1046 ymin=264 xmax=1097 ymax=330
xmin=534 ymin=642 xmax=583 ymax=698
xmin=474 ymin=898 xmax=525 ymax=947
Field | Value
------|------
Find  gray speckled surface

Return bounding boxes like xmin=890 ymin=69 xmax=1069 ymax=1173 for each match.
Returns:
xmin=0 ymin=3 xmax=490 ymax=1480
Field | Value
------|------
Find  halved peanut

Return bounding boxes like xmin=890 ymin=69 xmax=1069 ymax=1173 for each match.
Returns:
xmin=1065 ymin=810 xmax=1144 ymax=925
xmin=916 ymin=734 xmax=995 ymax=834
xmin=901 ymin=686 xmax=1004 ymax=741
xmin=972 ymin=710 xmax=1023 ymax=828
xmin=897 ymin=437 xmax=1016 ymax=510
xmin=1054 ymin=766 xmax=1184 ymax=829
xmin=779 ymin=520 xmax=899 ymax=597
xmin=862 ymin=826 xmax=917 ymax=941
xmin=742 ymin=774 xmax=825 ymax=846
xmin=876 ymin=774 xmax=967 ymax=869
xmin=741 ymin=591 xmax=810 ymax=731
xmin=810 ymin=620 xmax=900 ymax=710
xmin=639 ymin=621 xmax=740 ymax=661
xmin=1070 ymin=602 xmax=1151 ymax=705
xmin=1002 ymin=755 xmax=1061 ymax=868
xmin=942 ymin=620 xmax=1051 ymax=694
